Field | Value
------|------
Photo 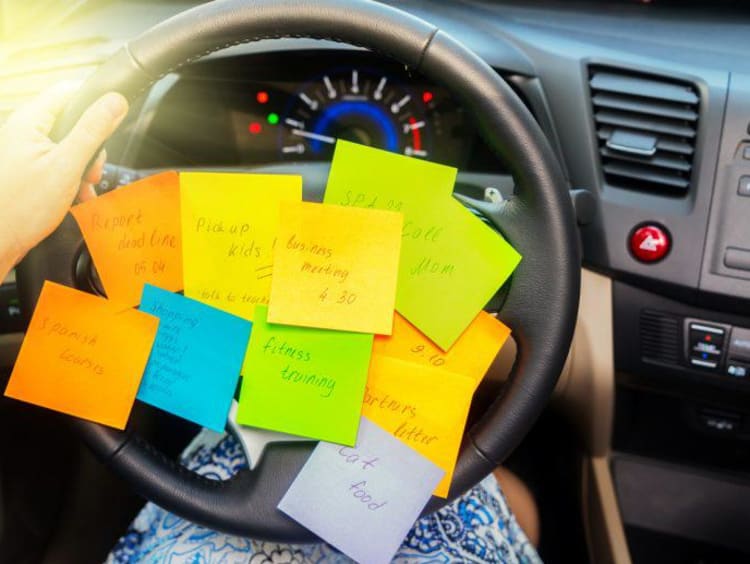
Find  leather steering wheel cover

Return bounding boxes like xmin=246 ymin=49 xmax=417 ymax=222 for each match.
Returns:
xmin=18 ymin=0 xmax=580 ymax=540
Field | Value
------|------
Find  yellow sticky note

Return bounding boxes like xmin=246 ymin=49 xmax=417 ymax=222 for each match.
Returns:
xmin=4 ymin=282 xmax=159 ymax=429
xmin=180 ymin=173 xmax=302 ymax=320
xmin=268 ymin=202 xmax=402 ymax=334
xmin=362 ymin=355 xmax=475 ymax=497
xmin=373 ymin=311 xmax=511 ymax=385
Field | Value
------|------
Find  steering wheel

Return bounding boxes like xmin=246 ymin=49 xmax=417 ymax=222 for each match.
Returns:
xmin=16 ymin=0 xmax=579 ymax=541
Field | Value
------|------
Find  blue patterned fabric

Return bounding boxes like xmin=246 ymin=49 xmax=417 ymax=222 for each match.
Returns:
xmin=107 ymin=432 xmax=541 ymax=563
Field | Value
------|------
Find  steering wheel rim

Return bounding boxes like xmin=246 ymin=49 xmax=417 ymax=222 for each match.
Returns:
xmin=16 ymin=0 xmax=579 ymax=541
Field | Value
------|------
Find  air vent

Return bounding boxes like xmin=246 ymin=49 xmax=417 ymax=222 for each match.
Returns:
xmin=640 ymin=309 xmax=682 ymax=366
xmin=589 ymin=67 xmax=700 ymax=196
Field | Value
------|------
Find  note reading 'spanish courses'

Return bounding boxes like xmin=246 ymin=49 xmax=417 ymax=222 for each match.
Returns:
xmin=180 ymin=172 xmax=302 ymax=320
xmin=374 ymin=311 xmax=511 ymax=385
xmin=278 ymin=417 xmax=444 ymax=564
xmin=362 ymin=354 xmax=475 ymax=497
xmin=137 ymin=285 xmax=252 ymax=432
xmin=268 ymin=201 xmax=402 ymax=335
xmin=71 ymin=171 xmax=182 ymax=307
xmin=324 ymin=140 xmax=521 ymax=349
xmin=236 ymin=305 xmax=373 ymax=445
xmin=4 ymin=282 xmax=159 ymax=429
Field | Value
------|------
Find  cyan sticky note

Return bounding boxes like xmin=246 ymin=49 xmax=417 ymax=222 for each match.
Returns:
xmin=137 ymin=284 xmax=252 ymax=432
xmin=278 ymin=417 xmax=444 ymax=564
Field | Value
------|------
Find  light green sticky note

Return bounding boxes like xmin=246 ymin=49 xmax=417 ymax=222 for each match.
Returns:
xmin=236 ymin=305 xmax=373 ymax=445
xmin=324 ymin=141 xmax=521 ymax=350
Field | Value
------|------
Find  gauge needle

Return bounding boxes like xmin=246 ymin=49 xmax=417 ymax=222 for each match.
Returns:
xmin=292 ymin=129 xmax=336 ymax=145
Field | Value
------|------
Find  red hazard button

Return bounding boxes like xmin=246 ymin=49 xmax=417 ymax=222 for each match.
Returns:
xmin=630 ymin=224 xmax=671 ymax=263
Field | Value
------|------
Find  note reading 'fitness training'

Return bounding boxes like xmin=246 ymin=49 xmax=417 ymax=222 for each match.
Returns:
xmin=362 ymin=354 xmax=475 ymax=497
xmin=180 ymin=172 xmax=302 ymax=320
xmin=137 ymin=285 xmax=252 ymax=432
xmin=71 ymin=171 xmax=183 ymax=307
xmin=4 ymin=282 xmax=159 ymax=429
xmin=374 ymin=311 xmax=511 ymax=385
xmin=236 ymin=305 xmax=373 ymax=445
xmin=279 ymin=417 xmax=444 ymax=564
xmin=324 ymin=141 xmax=521 ymax=349
xmin=268 ymin=201 xmax=402 ymax=335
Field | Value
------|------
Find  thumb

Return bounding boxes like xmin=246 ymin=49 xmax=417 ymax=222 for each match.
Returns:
xmin=56 ymin=92 xmax=128 ymax=173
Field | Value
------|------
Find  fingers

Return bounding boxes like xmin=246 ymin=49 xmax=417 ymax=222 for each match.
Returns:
xmin=84 ymin=149 xmax=107 ymax=184
xmin=77 ymin=182 xmax=98 ymax=203
xmin=56 ymin=92 xmax=128 ymax=174
xmin=7 ymin=81 xmax=81 ymax=136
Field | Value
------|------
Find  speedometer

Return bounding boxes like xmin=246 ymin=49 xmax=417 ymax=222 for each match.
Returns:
xmin=278 ymin=68 xmax=431 ymax=160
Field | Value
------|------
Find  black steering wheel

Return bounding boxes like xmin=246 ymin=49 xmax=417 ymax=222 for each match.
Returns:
xmin=17 ymin=0 xmax=580 ymax=541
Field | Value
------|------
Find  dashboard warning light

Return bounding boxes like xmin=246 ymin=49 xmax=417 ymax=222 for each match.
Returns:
xmin=256 ymin=91 xmax=269 ymax=104
xmin=248 ymin=122 xmax=262 ymax=134
xmin=422 ymin=91 xmax=434 ymax=103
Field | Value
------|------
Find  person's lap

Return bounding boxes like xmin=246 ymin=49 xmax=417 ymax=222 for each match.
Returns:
xmin=107 ymin=431 xmax=541 ymax=563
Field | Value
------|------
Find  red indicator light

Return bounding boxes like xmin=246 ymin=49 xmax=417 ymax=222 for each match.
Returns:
xmin=256 ymin=91 xmax=269 ymax=104
xmin=248 ymin=122 xmax=262 ymax=134
xmin=706 ymin=335 xmax=713 ymax=342
xmin=422 ymin=91 xmax=434 ymax=103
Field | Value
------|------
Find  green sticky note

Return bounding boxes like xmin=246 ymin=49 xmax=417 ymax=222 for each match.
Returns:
xmin=324 ymin=141 xmax=521 ymax=350
xmin=236 ymin=305 xmax=373 ymax=445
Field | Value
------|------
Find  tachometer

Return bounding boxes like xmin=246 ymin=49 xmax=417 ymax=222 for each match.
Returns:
xmin=278 ymin=68 xmax=431 ymax=159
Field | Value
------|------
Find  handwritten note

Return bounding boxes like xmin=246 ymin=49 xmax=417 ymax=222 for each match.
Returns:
xmin=374 ymin=311 xmax=510 ymax=385
xmin=279 ymin=417 xmax=443 ymax=564
xmin=4 ymin=282 xmax=158 ymax=429
xmin=180 ymin=172 xmax=302 ymax=320
xmin=362 ymin=355 xmax=475 ymax=497
xmin=137 ymin=285 xmax=251 ymax=432
xmin=236 ymin=305 xmax=372 ymax=445
xmin=268 ymin=201 xmax=402 ymax=334
xmin=324 ymin=141 xmax=521 ymax=349
xmin=71 ymin=171 xmax=182 ymax=307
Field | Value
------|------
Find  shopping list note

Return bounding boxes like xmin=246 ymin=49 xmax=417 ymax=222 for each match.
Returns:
xmin=181 ymin=172 xmax=302 ymax=320
xmin=137 ymin=285 xmax=252 ymax=432
xmin=236 ymin=305 xmax=373 ymax=445
xmin=279 ymin=417 xmax=444 ymax=564
xmin=374 ymin=311 xmax=511 ymax=385
xmin=71 ymin=171 xmax=182 ymax=307
xmin=324 ymin=140 xmax=522 ymax=349
xmin=268 ymin=201 xmax=402 ymax=334
xmin=362 ymin=355 xmax=475 ymax=497
xmin=4 ymin=281 xmax=159 ymax=429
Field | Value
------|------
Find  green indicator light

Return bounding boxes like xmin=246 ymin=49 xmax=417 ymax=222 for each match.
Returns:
xmin=267 ymin=112 xmax=279 ymax=125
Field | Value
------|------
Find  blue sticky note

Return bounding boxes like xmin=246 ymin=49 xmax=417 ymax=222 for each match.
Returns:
xmin=137 ymin=284 xmax=252 ymax=432
xmin=278 ymin=417 xmax=444 ymax=564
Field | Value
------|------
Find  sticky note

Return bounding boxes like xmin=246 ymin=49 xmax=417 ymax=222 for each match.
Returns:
xmin=236 ymin=305 xmax=372 ymax=445
xmin=180 ymin=172 xmax=302 ymax=320
xmin=4 ymin=281 xmax=158 ymax=429
xmin=71 ymin=171 xmax=182 ymax=307
xmin=137 ymin=285 xmax=251 ymax=432
xmin=279 ymin=417 xmax=443 ymax=564
xmin=362 ymin=355 xmax=475 ymax=497
xmin=268 ymin=202 xmax=402 ymax=334
xmin=373 ymin=311 xmax=511 ymax=384
xmin=324 ymin=141 xmax=521 ymax=349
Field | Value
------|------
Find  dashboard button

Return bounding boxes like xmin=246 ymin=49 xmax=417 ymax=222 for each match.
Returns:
xmin=726 ymin=362 xmax=749 ymax=379
xmin=743 ymin=146 xmax=750 ymax=160
xmin=724 ymin=248 xmax=750 ymax=272
xmin=630 ymin=224 xmax=670 ymax=263
xmin=728 ymin=327 xmax=750 ymax=363
xmin=738 ymin=176 xmax=750 ymax=197
xmin=687 ymin=322 xmax=726 ymax=371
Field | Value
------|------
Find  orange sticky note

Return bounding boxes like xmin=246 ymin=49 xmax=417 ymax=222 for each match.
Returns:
xmin=4 ymin=282 xmax=159 ymax=429
xmin=373 ymin=311 xmax=511 ymax=385
xmin=268 ymin=202 xmax=402 ymax=334
xmin=71 ymin=172 xmax=182 ymax=307
xmin=362 ymin=355 xmax=475 ymax=497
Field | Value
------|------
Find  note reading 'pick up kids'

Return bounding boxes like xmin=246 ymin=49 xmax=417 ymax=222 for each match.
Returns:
xmin=137 ymin=285 xmax=252 ymax=432
xmin=324 ymin=141 xmax=521 ymax=350
xmin=279 ymin=417 xmax=444 ymax=564
xmin=268 ymin=201 xmax=402 ymax=335
xmin=236 ymin=305 xmax=373 ymax=445
xmin=180 ymin=172 xmax=302 ymax=321
xmin=71 ymin=171 xmax=182 ymax=308
xmin=4 ymin=281 xmax=159 ymax=429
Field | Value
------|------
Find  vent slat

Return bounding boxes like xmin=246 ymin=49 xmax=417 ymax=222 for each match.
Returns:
xmin=590 ymin=66 xmax=699 ymax=195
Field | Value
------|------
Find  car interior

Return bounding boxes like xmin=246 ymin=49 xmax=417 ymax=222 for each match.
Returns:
xmin=1 ymin=0 xmax=749 ymax=562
